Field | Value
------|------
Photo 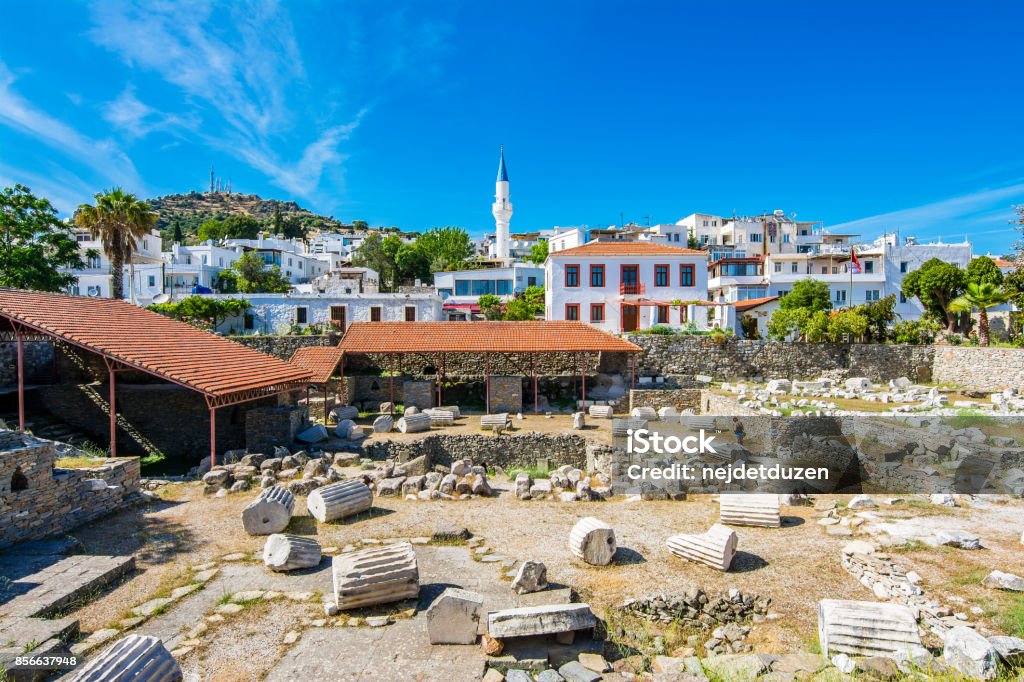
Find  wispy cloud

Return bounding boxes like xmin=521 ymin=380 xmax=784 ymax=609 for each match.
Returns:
xmin=103 ymin=85 xmax=197 ymax=139
xmin=0 ymin=60 xmax=140 ymax=188
xmin=830 ymin=183 xmax=1024 ymax=243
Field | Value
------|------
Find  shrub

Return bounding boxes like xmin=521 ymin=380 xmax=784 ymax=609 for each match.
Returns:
xmin=892 ymin=318 xmax=940 ymax=345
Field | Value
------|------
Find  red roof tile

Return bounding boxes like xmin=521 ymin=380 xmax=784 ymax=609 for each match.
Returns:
xmin=992 ymin=258 xmax=1018 ymax=268
xmin=339 ymin=321 xmax=641 ymax=354
xmin=290 ymin=346 xmax=342 ymax=384
xmin=734 ymin=296 xmax=780 ymax=312
xmin=550 ymin=241 xmax=707 ymax=257
xmin=0 ymin=288 xmax=311 ymax=398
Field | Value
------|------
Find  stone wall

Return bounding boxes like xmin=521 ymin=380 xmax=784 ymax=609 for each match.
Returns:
xmin=403 ymin=380 xmax=435 ymax=409
xmin=0 ymin=341 xmax=54 ymax=386
xmin=0 ymin=431 xmax=140 ymax=548
xmin=700 ymin=390 xmax=760 ymax=416
xmin=230 ymin=334 xmax=337 ymax=360
xmin=629 ymin=389 xmax=702 ymax=413
xmin=488 ymin=377 xmax=523 ymax=413
xmin=33 ymin=384 xmax=284 ymax=462
xmin=626 ymin=335 xmax=936 ymax=383
xmin=343 ymin=350 xmax=625 ymax=377
xmin=246 ymin=406 xmax=305 ymax=454
xmin=364 ymin=432 xmax=591 ymax=470
xmin=931 ymin=346 xmax=1024 ymax=392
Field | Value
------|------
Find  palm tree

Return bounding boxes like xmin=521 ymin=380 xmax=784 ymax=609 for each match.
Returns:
xmin=949 ymin=282 xmax=1010 ymax=346
xmin=75 ymin=188 xmax=158 ymax=300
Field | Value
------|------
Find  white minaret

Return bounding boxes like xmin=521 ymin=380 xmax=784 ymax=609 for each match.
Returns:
xmin=491 ymin=145 xmax=512 ymax=260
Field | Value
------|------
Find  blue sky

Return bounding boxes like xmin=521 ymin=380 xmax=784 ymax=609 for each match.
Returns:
xmin=1 ymin=1 xmax=1022 ymax=254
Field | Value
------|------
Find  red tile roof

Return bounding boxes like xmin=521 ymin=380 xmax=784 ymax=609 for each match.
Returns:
xmin=290 ymin=345 xmax=342 ymax=384
xmin=992 ymin=258 xmax=1018 ymax=268
xmin=550 ymin=241 xmax=707 ymax=257
xmin=0 ymin=289 xmax=311 ymax=399
xmin=339 ymin=321 xmax=641 ymax=354
xmin=734 ymin=296 xmax=780 ymax=312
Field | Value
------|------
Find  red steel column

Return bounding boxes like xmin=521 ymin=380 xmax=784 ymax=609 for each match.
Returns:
xmin=108 ymin=363 xmax=117 ymax=458
xmin=436 ymin=354 xmax=443 ymax=407
xmin=532 ymin=353 xmax=539 ymax=414
xmin=631 ymin=352 xmax=636 ymax=389
xmin=16 ymin=330 xmax=25 ymax=431
xmin=580 ymin=353 xmax=586 ymax=404
xmin=484 ymin=353 xmax=491 ymax=414
xmin=209 ymin=405 xmax=217 ymax=467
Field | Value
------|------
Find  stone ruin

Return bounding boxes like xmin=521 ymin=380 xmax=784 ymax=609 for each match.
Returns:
xmin=0 ymin=430 xmax=140 ymax=549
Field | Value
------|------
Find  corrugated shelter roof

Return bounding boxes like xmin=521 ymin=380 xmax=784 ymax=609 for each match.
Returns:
xmin=550 ymin=241 xmax=706 ymax=257
xmin=0 ymin=288 xmax=311 ymax=399
xmin=339 ymin=321 xmax=641 ymax=354
xmin=290 ymin=345 xmax=343 ymax=384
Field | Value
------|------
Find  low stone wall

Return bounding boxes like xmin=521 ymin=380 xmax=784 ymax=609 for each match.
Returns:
xmin=931 ymin=346 xmax=1024 ymax=392
xmin=626 ymin=335 xmax=935 ymax=383
xmin=629 ymin=389 xmax=701 ymax=413
xmin=0 ymin=341 xmax=54 ymax=386
xmin=0 ymin=432 xmax=140 ymax=548
xmin=246 ymin=406 xmax=305 ymax=454
xmin=231 ymin=334 xmax=338 ymax=360
xmin=700 ymin=390 xmax=760 ymax=417
xmin=364 ymin=432 xmax=591 ymax=470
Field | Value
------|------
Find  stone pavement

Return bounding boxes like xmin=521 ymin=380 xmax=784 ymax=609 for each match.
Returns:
xmin=0 ymin=554 xmax=135 ymax=618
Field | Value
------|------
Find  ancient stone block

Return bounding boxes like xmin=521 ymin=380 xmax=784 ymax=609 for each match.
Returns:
xmin=306 ymin=480 xmax=372 ymax=522
xmin=264 ymin=534 xmax=322 ymax=572
xmin=397 ymin=413 xmax=431 ymax=433
xmin=372 ymin=415 xmax=394 ymax=433
xmin=512 ymin=561 xmax=548 ymax=594
xmin=330 ymin=405 xmax=359 ymax=422
xmin=719 ymin=494 xmax=781 ymax=528
xmin=487 ymin=603 xmax=596 ymax=638
xmin=426 ymin=587 xmax=484 ymax=644
xmin=515 ymin=472 xmax=532 ymax=499
xmin=480 ymin=414 xmax=512 ymax=431
xmin=630 ymin=406 xmax=658 ymax=420
xmin=332 ymin=542 xmax=419 ymax=610
xmin=569 ymin=517 xmax=616 ymax=566
xmin=817 ymin=599 xmax=927 ymax=659
xmin=241 ymin=486 xmax=295 ymax=536
xmin=944 ymin=626 xmax=1000 ymax=680
xmin=666 ymin=523 xmax=737 ymax=571
xmin=587 ymin=405 xmax=613 ymax=419
xmin=68 ymin=634 xmax=181 ymax=682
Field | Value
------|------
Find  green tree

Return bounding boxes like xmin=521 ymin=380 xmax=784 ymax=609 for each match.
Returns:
xmin=416 ymin=226 xmax=473 ymax=272
xmin=280 ymin=216 xmax=305 ymax=240
xmin=1004 ymin=267 xmax=1024 ymax=310
xmin=520 ymin=285 xmax=545 ymax=316
xmin=857 ymin=294 xmax=896 ymax=343
xmin=901 ymin=258 xmax=968 ymax=334
xmin=75 ymin=188 xmax=158 ymax=300
xmin=527 ymin=240 xmax=548 ymax=264
xmin=823 ymin=308 xmax=868 ymax=342
xmin=352 ymin=220 xmax=369 ymax=231
xmin=478 ymin=294 xmax=503 ymax=320
xmin=949 ymin=282 xmax=1010 ymax=347
xmin=172 ymin=219 xmax=184 ymax=245
xmin=197 ymin=215 xmax=261 ymax=241
xmin=966 ymin=256 xmax=1004 ymax=287
xmin=271 ymin=206 xmax=283 ymax=235
xmin=503 ymin=298 xmax=535 ymax=320
xmin=149 ymin=296 xmax=249 ymax=330
xmin=231 ymin=251 xmax=291 ymax=293
xmin=779 ymin=279 xmax=832 ymax=313
xmin=352 ymin=233 xmax=397 ymax=291
xmin=395 ymin=242 xmax=432 ymax=285
xmin=767 ymin=307 xmax=812 ymax=341
xmin=0 ymin=184 xmax=86 ymax=292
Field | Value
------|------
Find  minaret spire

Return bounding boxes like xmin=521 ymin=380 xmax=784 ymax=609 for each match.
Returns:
xmin=491 ymin=145 xmax=513 ymax=260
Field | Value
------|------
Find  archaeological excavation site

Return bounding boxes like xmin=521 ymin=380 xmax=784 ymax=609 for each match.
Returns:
xmin=1 ymin=292 xmax=1023 ymax=681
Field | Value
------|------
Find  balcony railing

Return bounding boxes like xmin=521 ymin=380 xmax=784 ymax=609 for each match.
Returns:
xmin=620 ymin=283 xmax=646 ymax=295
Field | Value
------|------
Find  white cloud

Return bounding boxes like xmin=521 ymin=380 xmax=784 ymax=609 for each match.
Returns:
xmin=830 ymin=183 xmax=1024 ymax=242
xmin=103 ymin=85 xmax=197 ymax=139
xmin=0 ymin=60 xmax=140 ymax=189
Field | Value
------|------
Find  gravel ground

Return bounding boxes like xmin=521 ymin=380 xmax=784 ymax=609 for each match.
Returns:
xmin=71 ymin=472 xmax=1024 ymax=663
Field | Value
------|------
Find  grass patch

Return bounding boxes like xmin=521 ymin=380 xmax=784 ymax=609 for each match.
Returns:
xmin=54 ymin=456 xmax=108 ymax=469
xmin=505 ymin=464 xmax=551 ymax=480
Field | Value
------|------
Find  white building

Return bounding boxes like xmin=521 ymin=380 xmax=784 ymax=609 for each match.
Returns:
xmin=545 ymin=241 xmax=733 ymax=332
xmin=163 ymin=241 xmax=243 ymax=296
xmin=433 ymin=263 xmax=544 ymax=318
xmin=198 ymin=292 xmax=443 ymax=335
xmin=67 ymin=228 xmax=165 ymax=305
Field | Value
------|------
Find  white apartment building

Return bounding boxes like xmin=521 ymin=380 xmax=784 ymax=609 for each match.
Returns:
xmin=67 ymin=228 xmax=165 ymax=305
xmin=433 ymin=263 xmax=544 ymax=318
xmin=199 ymin=292 xmax=443 ymax=335
xmin=163 ymin=241 xmax=243 ymax=296
xmin=545 ymin=241 xmax=734 ymax=332
xmin=224 ymin=236 xmax=330 ymax=283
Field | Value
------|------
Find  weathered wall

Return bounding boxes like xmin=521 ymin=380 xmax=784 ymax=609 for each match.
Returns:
xmin=700 ymin=390 xmax=760 ymax=416
xmin=0 ymin=341 xmax=54 ymax=385
xmin=626 ymin=335 xmax=935 ymax=383
xmin=32 ymin=384 xmax=284 ymax=461
xmin=629 ymin=389 xmax=702 ymax=413
xmin=231 ymin=334 xmax=337 ymax=360
xmin=246 ymin=406 xmax=305 ymax=454
xmin=488 ymin=377 xmax=523 ymax=413
xmin=931 ymin=346 xmax=1024 ymax=392
xmin=364 ymin=432 xmax=591 ymax=470
xmin=0 ymin=432 xmax=140 ymax=548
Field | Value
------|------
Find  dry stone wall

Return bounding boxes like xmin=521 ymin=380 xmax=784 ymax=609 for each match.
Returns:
xmin=0 ymin=431 xmax=140 ymax=548
xmin=0 ymin=341 xmax=54 ymax=385
xmin=231 ymin=334 xmax=338 ymax=360
xmin=931 ymin=346 xmax=1024 ymax=392
xmin=364 ymin=432 xmax=590 ymax=470
xmin=629 ymin=389 xmax=701 ymax=413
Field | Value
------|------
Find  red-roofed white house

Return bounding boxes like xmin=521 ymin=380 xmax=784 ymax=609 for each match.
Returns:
xmin=544 ymin=241 xmax=736 ymax=333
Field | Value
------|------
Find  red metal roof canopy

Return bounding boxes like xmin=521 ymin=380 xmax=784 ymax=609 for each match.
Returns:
xmin=289 ymin=345 xmax=343 ymax=384
xmin=339 ymin=321 xmax=641 ymax=354
xmin=0 ymin=288 xmax=311 ymax=400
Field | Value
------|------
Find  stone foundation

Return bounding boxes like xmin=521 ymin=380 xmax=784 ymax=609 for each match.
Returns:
xmin=364 ymin=432 xmax=591 ymax=471
xmin=931 ymin=346 xmax=1024 ymax=392
xmin=246 ymin=406 xmax=306 ymax=454
xmin=629 ymin=389 xmax=701 ymax=413
xmin=0 ymin=431 xmax=140 ymax=548
xmin=487 ymin=377 xmax=522 ymax=413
